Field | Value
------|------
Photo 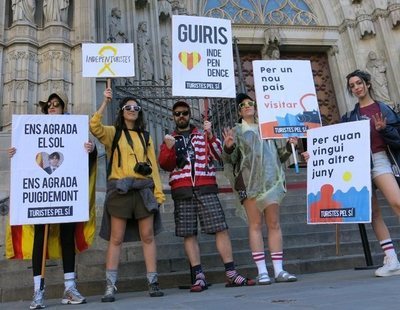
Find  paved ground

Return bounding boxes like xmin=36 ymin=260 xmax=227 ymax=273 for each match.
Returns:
xmin=2 ymin=268 xmax=398 ymax=310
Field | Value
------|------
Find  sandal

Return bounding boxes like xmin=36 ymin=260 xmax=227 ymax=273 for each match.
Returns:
xmin=225 ymin=273 xmax=256 ymax=287
xmin=275 ymin=271 xmax=297 ymax=283
xmin=256 ymin=272 xmax=272 ymax=285
xmin=190 ymin=278 xmax=208 ymax=292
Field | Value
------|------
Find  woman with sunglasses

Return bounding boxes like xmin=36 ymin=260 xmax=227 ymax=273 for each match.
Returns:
xmin=222 ymin=93 xmax=298 ymax=285
xmin=90 ymin=88 xmax=165 ymax=302
xmin=7 ymin=92 xmax=97 ymax=309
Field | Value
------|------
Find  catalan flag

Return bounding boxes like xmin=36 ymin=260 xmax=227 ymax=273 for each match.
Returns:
xmin=178 ymin=51 xmax=201 ymax=70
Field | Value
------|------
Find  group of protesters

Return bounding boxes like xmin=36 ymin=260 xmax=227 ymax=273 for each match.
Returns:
xmin=7 ymin=68 xmax=400 ymax=309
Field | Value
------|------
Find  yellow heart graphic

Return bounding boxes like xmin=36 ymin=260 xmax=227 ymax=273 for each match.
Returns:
xmin=178 ymin=52 xmax=202 ymax=70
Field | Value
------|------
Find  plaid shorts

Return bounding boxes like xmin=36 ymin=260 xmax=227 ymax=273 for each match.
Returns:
xmin=174 ymin=191 xmax=228 ymax=237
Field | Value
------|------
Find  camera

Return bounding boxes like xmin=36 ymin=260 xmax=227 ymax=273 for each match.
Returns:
xmin=134 ymin=162 xmax=152 ymax=176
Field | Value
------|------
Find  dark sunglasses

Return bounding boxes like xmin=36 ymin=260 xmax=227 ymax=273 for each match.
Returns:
xmin=48 ymin=101 xmax=61 ymax=108
xmin=173 ymin=110 xmax=190 ymax=117
xmin=238 ymin=101 xmax=256 ymax=109
xmin=122 ymin=105 xmax=141 ymax=112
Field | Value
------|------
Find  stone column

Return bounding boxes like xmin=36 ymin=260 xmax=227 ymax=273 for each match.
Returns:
xmin=2 ymin=23 xmax=38 ymax=129
xmin=71 ymin=0 xmax=97 ymax=115
xmin=37 ymin=24 xmax=72 ymax=113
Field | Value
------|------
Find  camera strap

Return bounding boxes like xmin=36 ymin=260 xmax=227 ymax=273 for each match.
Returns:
xmin=107 ymin=128 xmax=123 ymax=178
xmin=123 ymin=129 xmax=151 ymax=166
xmin=107 ymin=128 xmax=150 ymax=177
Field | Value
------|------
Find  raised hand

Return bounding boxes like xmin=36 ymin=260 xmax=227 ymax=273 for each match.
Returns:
xmin=371 ymin=112 xmax=387 ymax=131
xmin=163 ymin=134 xmax=176 ymax=150
xmin=222 ymin=127 xmax=235 ymax=149
xmin=204 ymin=120 xmax=212 ymax=139
xmin=104 ymin=88 xmax=112 ymax=104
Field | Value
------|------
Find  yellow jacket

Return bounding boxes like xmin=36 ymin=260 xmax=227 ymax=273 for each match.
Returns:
xmin=90 ymin=112 xmax=165 ymax=204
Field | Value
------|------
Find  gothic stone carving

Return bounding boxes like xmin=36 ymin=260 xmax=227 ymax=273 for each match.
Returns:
xmin=11 ymin=0 xmax=35 ymax=24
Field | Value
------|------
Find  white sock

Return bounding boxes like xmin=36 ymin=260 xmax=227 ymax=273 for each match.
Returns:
xmin=380 ymin=239 xmax=397 ymax=259
xmin=271 ymin=252 xmax=283 ymax=277
xmin=64 ymin=272 xmax=76 ymax=290
xmin=252 ymin=252 xmax=268 ymax=275
xmin=33 ymin=275 xmax=41 ymax=291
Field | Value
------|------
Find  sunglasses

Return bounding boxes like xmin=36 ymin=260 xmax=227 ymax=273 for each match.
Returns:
xmin=122 ymin=105 xmax=141 ymax=112
xmin=238 ymin=101 xmax=256 ymax=109
xmin=173 ymin=110 xmax=190 ymax=117
xmin=48 ymin=101 xmax=61 ymax=108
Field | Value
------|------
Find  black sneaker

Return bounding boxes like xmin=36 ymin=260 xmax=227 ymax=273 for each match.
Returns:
xmin=148 ymin=282 xmax=164 ymax=297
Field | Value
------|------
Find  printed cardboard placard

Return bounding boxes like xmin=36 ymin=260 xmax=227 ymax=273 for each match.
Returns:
xmin=172 ymin=15 xmax=235 ymax=98
xmin=10 ymin=115 xmax=89 ymax=225
xmin=253 ymin=60 xmax=321 ymax=139
xmin=82 ymin=43 xmax=135 ymax=77
xmin=306 ymin=121 xmax=371 ymax=224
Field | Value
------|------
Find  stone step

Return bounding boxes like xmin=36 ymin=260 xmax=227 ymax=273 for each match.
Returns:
xmin=2 ymin=166 xmax=400 ymax=303
xmin=2 ymin=227 xmax=397 ymax=289
xmin=0 ymin=248 xmax=386 ymax=303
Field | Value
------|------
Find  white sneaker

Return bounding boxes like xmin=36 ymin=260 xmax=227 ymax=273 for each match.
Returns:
xmin=101 ymin=282 xmax=117 ymax=302
xmin=375 ymin=256 xmax=400 ymax=277
xmin=61 ymin=286 xmax=86 ymax=304
xmin=30 ymin=289 xmax=45 ymax=309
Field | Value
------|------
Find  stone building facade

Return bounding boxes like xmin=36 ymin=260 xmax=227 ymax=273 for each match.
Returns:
xmin=1 ymin=0 xmax=400 ymax=255
xmin=0 ymin=0 xmax=399 ymax=133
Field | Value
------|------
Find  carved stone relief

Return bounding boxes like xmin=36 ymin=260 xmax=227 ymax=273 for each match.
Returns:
xmin=388 ymin=0 xmax=400 ymax=27
xmin=43 ymin=0 xmax=70 ymax=24
xmin=11 ymin=0 xmax=36 ymax=24
xmin=365 ymin=51 xmax=391 ymax=103
xmin=171 ymin=0 xmax=187 ymax=15
xmin=158 ymin=0 xmax=172 ymax=20
xmin=355 ymin=5 xmax=376 ymax=39
xmin=108 ymin=7 xmax=127 ymax=43
xmin=161 ymin=36 xmax=172 ymax=81
xmin=137 ymin=21 xmax=154 ymax=81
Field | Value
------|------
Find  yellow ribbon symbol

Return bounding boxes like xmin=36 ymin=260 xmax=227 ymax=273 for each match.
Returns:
xmin=98 ymin=45 xmax=117 ymax=76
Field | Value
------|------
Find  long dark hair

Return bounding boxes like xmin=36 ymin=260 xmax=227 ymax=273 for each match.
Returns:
xmin=114 ymin=96 xmax=146 ymax=132
xmin=346 ymin=69 xmax=374 ymax=98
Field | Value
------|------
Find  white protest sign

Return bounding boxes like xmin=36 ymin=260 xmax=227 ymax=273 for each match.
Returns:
xmin=10 ymin=115 xmax=89 ymax=225
xmin=172 ymin=15 xmax=235 ymax=98
xmin=82 ymin=43 xmax=135 ymax=77
xmin=253 ymin=60 xmax=321 ymax=139
xmin=306 ymin=121 xmax=371 ymax=224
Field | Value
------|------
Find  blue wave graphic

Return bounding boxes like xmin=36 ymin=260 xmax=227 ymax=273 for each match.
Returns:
xmin=307 ymin=186 xmax=370 ymax=222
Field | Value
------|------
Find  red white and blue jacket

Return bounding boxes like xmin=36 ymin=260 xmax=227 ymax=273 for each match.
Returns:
xmin=158 ymin=126 xmax=222 ymax=199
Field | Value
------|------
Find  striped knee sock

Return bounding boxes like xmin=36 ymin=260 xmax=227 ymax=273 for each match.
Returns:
xmin=191 ymin=264 xmax=205 ymax=281
xmin=271 ymin=251 xmax=283 ymax=277
xmin=380 ymin=239 xmax=397 ymax=258
xmin=224 ymin=261 xmax=236 ymax=278
xmin=224 ymin=261 xmax=247 ymax=284
xmin=252 ymin=252 xmax=268 ymax=275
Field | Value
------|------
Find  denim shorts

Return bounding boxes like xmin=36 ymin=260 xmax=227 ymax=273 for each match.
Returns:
xmin=371 ymin=151 xmax=393 ymax=179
